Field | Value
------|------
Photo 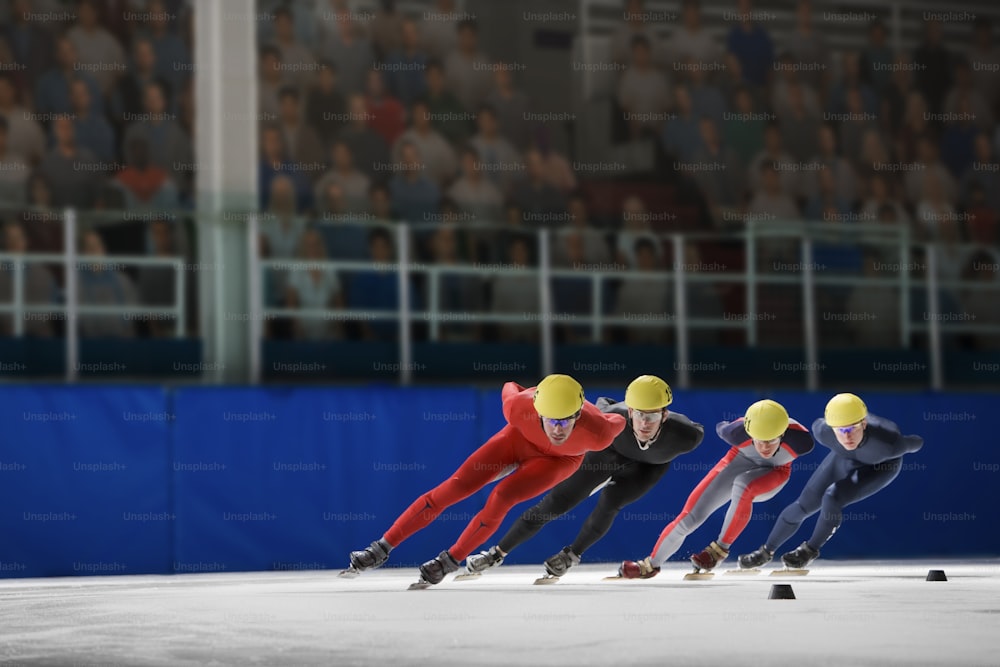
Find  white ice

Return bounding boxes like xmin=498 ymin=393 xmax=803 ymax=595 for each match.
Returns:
xmin=1 ymin=559 xmax=998 ymax=666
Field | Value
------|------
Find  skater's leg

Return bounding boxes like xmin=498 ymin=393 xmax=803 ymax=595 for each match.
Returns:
xmin=764 ymin=453 xmax=845 ymax=552
xmin=570 ymin=461 xmax=669 ymax=555
xmin=648 ymin=452 xmax=744 ymax=567
xmin=716 ymin=466 xmax=790 ymax=549
xmin=497 ymin=449 xmax=624 ymax=554
xmin=448 ymin=452 xmax=583 ymax=561
xmin=808 ymin=457 xmax=902 ymax=549
xmin=383 ymin=431 xmax=519 ymax=547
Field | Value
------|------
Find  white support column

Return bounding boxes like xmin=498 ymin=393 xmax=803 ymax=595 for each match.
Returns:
xmin=673 ymin=235 xmax=689 ymax=389
xmin=195 ymin=0 xmax=258 ymax=383
xmin=926 ymin=245 xmax=943 ymax=390
xmin=801 ymin=238 xmax=819 ymax=391
xmin=64 ymin=208 xmax=78 ymax=382
xmin=398 ymin=224 xmax=412 ymax=385
xmin=538 ymin=229 xmax=554 ymax=377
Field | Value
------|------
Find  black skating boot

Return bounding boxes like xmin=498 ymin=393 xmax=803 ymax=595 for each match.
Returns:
xmin=466 ymin=546 xmax=504 ymax=574
xmin=418 ymin=550 xmax=460 ymax=585
xmin=781 ymin=542 xmax=819 ymax=569
xmin=543 ymin=546 xmax=581 ymax=577
xmin=738 ymin=545 xmax=774 ymax=570
xmin=349 ymin=538 xmax=392 ymax=571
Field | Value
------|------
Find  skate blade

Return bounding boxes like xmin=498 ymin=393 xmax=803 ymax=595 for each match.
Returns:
xmin=337 ymin=567 xmax=361 ymax=579
xmin=533 ymin=575 xmax=560 ymax=585
xmin=724 ymin=568 xmax=761 ymax=576
xmin=602 ymin=575 xmax=624 ymax=581
xmin=408 ymin=580 xmax=433 ymax=590
xmin=770 ymin=568 xmax=809 ymax=576
xmin=453 ymin=572 xmax=482 ymax=581
xmin=683 ymin=572 xmax=715 ymax=580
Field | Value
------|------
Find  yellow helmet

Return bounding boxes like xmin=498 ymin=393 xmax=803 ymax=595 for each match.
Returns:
xmin=624 ymin=375 xmax=673 ymax=411
xmin=743 ymin=399 xmax=789 ymax=441
xmin=533 ymin=374 xmax=585 ymax=419
xmin=825 ymin=393 xmax=867 ymax=427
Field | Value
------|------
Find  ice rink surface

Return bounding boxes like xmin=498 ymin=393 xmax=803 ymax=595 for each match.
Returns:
xmin=1 ymin=559 xmax=998 ymax=667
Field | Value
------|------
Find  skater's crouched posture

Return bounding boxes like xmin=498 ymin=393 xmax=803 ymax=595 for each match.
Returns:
xmin=619 ymin=399 xmax=814 ymax=579
xmin=344 ymin=374 xmax=626 ymax=585
xmin=739 ymin=393 xmax=924 ymax=571
xmin=465 ymin=375 xmax=704 ymax=580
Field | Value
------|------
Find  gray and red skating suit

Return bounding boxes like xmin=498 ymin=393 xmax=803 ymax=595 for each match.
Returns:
xmin=382 ymin=382 xmax=626 ymax=560
xmin=496 ymin=398 xmax=705 ymax=556
xmin=647 ymin=417 xmax=814 ymax=568
xmin=764 ymin=414 xmax=924 ymax=552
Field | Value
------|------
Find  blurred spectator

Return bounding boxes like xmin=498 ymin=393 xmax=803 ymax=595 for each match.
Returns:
xmin=838 ymin=87 xmax=878 ymax=161
xmin=895 ymin=90 xmax=931 ymax=164
xmin=960 ymin=134 xmax=1000 ymax=211
xmin=671 ymin=0 xmax=722 ymax=68
xmin=369 ymin=0 xmax=404 ymax=61
xmin=316 ymin=182 xmax=368 ymax=260
xmin=35 ymin=35 xmax=102 ymax=117
xmin=747 ymin=163 xmax=800 ymax=221
xmin=389 ymin=140 xmax=441 ymax=229
xmin=509 ymin=149 xmax=568 ymax=224
xmin=286 ymin=227 xmax=344 ymax=341
xmin=965 ymin=184 xmax=998 ymax=246
xmin=882 ymin=54 xmax=915 ymax=134
xmin=314 ymin=0 xmax=359 ymax=59
xmin=469 ymin=106 xmax=521 ymax=191
xmin=20 ymin=173 xmax=62 ymax=253
xmin=777 ymin=82 xmax=820 ymax=163
xmin=69 ymin=77 xmax=114 ymax=163
xmin=826 ymin=51 xmax=877 ymax=117
xmin=0 ymin=75 xmax=45 ymax=165
xmin=960 ymin=249 xmax=1000 ymax=351
xmin=940 ymin=95 xmax=981 ymax=178
xmin=486 ymin=64 xmax=531 ymax=150
xmin=39 ymin=116 xmax=101 ymax=209
xmin=348 ymin=226 xmax=419 ymax=341
xmin=859 ymin=20 xmax=893 ymax=96
xmin=67 ymin=0 xmax=126 ymax=94
xmin=534 ymin=130 xmax=577 ymax=194
xmin=904 ymin=135 xmax=956 ymax=206
xmin=369 ymin=182 xmax=394 ymax=221
xmin=490 ymin=234 xmax=538 ymax=343
xmin=661 ymin=84 xmax=700 ymax=162
xmin=122 ymin=80 xmax=193 ymax=190
xmin=860 ymin=173 xmax=911 ymax=227
xmin=314 ymin=141 xmax=371 ymax=214
xmin=855 ymin=126 xmax=892 ymax=174
xmin=690 ymin=117 xmax=744 ymax=220
xmin=553 ymin=195 xmax=612 ymax=266
xmin=678 ymin=244 xmax=725 ymax=344
xmin=613 ymin=237 xmax=670 ymax=345
xmin=139 ymin=0 xmax=190 ymax=95
xmin=114 ymin=136 xmax=179 ymax=210
xmin=801 ymin=124 xmax=858 ymax=204
xmin=747 ymin=122 xmax=799 ymax=195
xmin=943 ymin=59 xmax=993 ymax=131
xmin=305 ymin=61 xmax=346 ymax=149
xmin=447 ymin=145 xmax=503 ymax=260
xmin=915 ymin=171 xmax=958 ymax=246
xmin=723 ymin=86 xmax=765 ymax=170
xmin=137 ymin=219 xmax=178 ymax=338
xmin=76 ymin=229 xmax=137 ymax=338
xmin=420 ymin=0 xmax=459 ymax=61
xmin=770 ymin=52 xmax=821 ymax=118
xmin=686 ymin=58 xmax=726 ymax=125
xmin=845 ymin=251 xmax=900 ymax=347
xmin=445 ymin=20 xmax=493 ymax=112
xmin=0 ymin=117 xmax=29 ymax=205
xmin=725 ymin=0 xmax=774 ymax=90
xmin=386 ymin=18 xmax=428 ymax=108
xmin=425 ymin=59 xmax=470 ymax=145
xmin=969 ymin=18 xmax=1000 ymax=107
xmin=804 ymin=167 xmax=851 ymax=223
xmin=259 ymin=122 xmax=312 ymax=211
xmin=785 ymin=1 xmax=829 ymax=94
xmin=393 ymin=99 xmax=457 ymax=187
xmin=0 ymin=221 xmax=56 ymax=337
xmin=270 ymin=6 xmax=316 ymax=90
xmin=427 ymin=224 xmax=483 ymax=342
xmin=912 ymin=19 xmax=954 ymax=116
xmin=611 ymin=0 xmax=664 ymax=68
xmin=258 ymin=45 xmax=285 ymax=119
xmin=277 ymin=86 xmax=325 ymax=173
xmin=551 ymin=231 xmax=593 ymax=343
xmin=336 ymin=94 xmax=391 ymax=181
xmin=618 ymin=35 xmax=670 ymax=140
xmin=112 ymin=38 xmax=172 ymax=133
xmin=0 ymin=0 xmax=54 ymax=91
xmin=615 ymin=195 xmax=662 ymax=268
xmin=261 ymin=175 xmax=307 ymax=260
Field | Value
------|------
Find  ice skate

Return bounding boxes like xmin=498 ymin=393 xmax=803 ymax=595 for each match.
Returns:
xmin=532 ymin=547 xmax=580 ymax=584
xmin=408 ymin=550 xmax=460 ymax=589
xmin=611 ymin=557 xmax=660 ymax=580
xmin=685 ymin=541 xmax=728 ymax=580
xmin=771 ymin=542 xmax=818 ymax=576
xmin=342 ymin=538 xmax=391 ymax=577
xmin=455 ymin=546 xmax=504 ymax=580
xmin=728 ymin=545 xmax=772 ymax=575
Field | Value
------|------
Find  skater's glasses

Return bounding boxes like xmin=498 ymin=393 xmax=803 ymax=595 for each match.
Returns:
xmin=633 ymin=410 xmax=664 ymax=424
xmin=834 ymin=422 xmax=864 ymax=435
xmin=543 ymin=417 xmax=577 ymax=428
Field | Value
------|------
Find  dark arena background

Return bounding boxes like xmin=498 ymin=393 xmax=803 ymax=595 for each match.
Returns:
xmin=1 ymin=0 xmax=999 ymax=665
